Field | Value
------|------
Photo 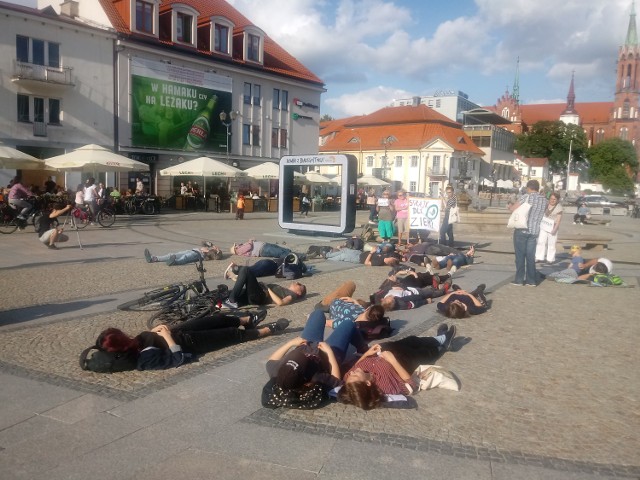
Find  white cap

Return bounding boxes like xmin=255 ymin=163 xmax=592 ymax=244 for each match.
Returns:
xmin=589 ymin=258 xmax=613 ymax=274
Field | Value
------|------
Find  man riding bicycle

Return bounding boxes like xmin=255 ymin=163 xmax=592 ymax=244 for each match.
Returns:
xmin=8 ymin=176 xmax=34 ymax=224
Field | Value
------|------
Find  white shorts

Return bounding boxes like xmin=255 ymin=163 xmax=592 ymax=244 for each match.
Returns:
xmin=39 ymin=229 xmax=68 ymax=244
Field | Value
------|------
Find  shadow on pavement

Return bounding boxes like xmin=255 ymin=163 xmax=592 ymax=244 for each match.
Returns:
xmin=0 ymin=298 xmax=117 ymax=326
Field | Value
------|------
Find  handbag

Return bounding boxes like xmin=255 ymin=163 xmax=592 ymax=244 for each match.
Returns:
xmin=507 ymin=202 xmax=531 ymax=229
xmin=539 ymin=216 xmax=555 ymax=233
xmin=414 ymin=365 xmax=461 ymax=391
xmin=448 ymin=206 xmax=460 ymax=224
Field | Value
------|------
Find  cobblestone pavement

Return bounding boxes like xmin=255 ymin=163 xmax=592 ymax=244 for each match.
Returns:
xmin=0 ymin=210 xmax=639 ymax=479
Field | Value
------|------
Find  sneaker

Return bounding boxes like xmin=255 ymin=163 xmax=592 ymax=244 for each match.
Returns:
xmin=47 ymin=244 xmax=58 ymax=249
xmin=448 ymin=265 xmax=457 ymax=276
xmin=424 ymin=263 xmax=435 ymax=275
xmin=437 ymin=323 xmax=449 ymax=337
xmin=249 ymin=309 xmax=268 ymax=327
xmin=510 ymin=282 xmax=523 ymax=286
xmin=368 ymin=220 xmax=377 ymax=224
xmin=265 ymin=318 xmax=290 ymax=334
xmin=525 ymin=283 xmax=537 ymax=287
xmin=222 ymin=299 xmax=238 ymax=310
xmin=451 ymin=284 xmax=462 ymax=291
xmin=443 ymin=325 xmax=457 ymax=351
xmin=470 ymin=284 xmax=486 ymax=296
xmin=144 ymin=248 xmax=152 ymax=263
xmin=165 ymin=254 xmax=176 ymax=266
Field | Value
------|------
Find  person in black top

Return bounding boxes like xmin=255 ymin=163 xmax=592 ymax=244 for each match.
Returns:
xmin=36 ymin=202 xmax=73 ymax=249
xmin=222 ymin=265 xmax=306 ymax=309
xmin=436 ymin=284 xmax=488 ymax=318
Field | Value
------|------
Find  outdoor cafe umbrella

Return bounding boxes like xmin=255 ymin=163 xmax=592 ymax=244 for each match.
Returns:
xmin=296 ymin=171 xmax=336 ymax=185
xmin=357 ymin=175 xmax=390 ymax=187
xmin=159 ymin=156 xmax=247 ymax=195
xmin=0 ymin=143 xmax=50 ymax=170
xmin=245 ymin=161 xmax=305 ymax=180
xmin=45 ymin=144 xmax=150 ymax=173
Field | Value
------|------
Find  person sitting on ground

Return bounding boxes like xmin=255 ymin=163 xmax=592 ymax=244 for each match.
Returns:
xmin=325 ymin=247 xmax=401 ymax=266
xmin=36 ymin=201 xmax=73 ymax=249
xmin=222 ymin=265 xmax=306 ymax=309
xmin=436 ymin=284 xmax=488 ymax=318
xmin=144 ymin=243 xmax=223 ymax=266
xmin=430 ymin=245 xmax=476 ymax=276
xmin=338 ymin=324 xmax=457 ymax=410
xmin=230 ymin=239 xmax=295 ymax=259
xmin=574 ymin=203 xmax=590 ymax=224
xmin=93 ymin=311 xmax=288 ymax=371
xmin=548 ymin=255 xmax=614 ymax=283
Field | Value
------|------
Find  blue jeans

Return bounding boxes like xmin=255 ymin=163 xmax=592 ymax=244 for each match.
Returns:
xmin=440 ymin=211 xmax=454 ymax=246
xmin=301 ymin=310 xmax=367 ymax=363
xmin=156 ymin=249 xmax=202 ymax=265
xmin=248 ymin=259 xmax=279 ymax=277
xmin=259 ymin=243 xmax=291 ymax=258
xmin=326 ymin=248 xmax=361 ymax=263
xmin=369 ymin=204 xmax=377 ymax=221
xmin=513 ymin=229 xmax=538 ymax=285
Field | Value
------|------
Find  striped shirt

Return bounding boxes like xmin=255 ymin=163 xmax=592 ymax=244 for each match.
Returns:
xmin=519 ymin=192 xmax=548 ymax=236
xmin=343 ymin=356 xmax=415 ymax=395
xmin=444 ymin=193 xmax=457 ymax=212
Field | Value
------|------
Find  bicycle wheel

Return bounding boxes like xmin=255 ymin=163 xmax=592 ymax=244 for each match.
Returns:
xmin=73 ymin=209 xmax=91 ymax=229
xmin=117 ymin=286 xmax=182 ymax=311
xmin=0 ymin=215 xmax=18 ymax=234
xmin=124 ymin=201 xmax=137 ymax=215
xmin=146 ymin=302 xmax=213 ymax=329
xmin=142 ymin=201 xmax=156 ymax=215
xmin=97 ymin=209 xmax=116 ymax=227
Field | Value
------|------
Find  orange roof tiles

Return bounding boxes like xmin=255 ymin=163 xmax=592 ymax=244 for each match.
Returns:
xmin=348 ymin=104 xmax=458 ymax=128
xmin=521 ymin=157 xmax=548 ymax=167
xmin=98 ymin=0 xmax=322 ymax=85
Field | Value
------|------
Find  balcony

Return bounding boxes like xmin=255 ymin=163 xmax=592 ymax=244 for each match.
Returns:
xmin=33 ymin=122 xmax=47 ymax=137
xmin=426 ymin=167 xmax=448 ymax=177
xmin=12 ymin=60 xmax=75 ymax=89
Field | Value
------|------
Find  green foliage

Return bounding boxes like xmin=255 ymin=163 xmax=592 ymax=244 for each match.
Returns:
xmin=320 ymin=114 xmax=335 ymax=122
xmin=515 ymin=121 xmax=588 ymax=172
xmin=587 ymin=138 xmax=637 ymax=194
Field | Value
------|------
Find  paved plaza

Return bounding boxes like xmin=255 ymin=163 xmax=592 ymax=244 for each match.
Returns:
xmin=0 ymin=208 xmax=638 ymax=479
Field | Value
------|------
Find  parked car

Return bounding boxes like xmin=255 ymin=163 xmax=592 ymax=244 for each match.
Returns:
xmin=574 ymin=195 xmax=623 ymax=208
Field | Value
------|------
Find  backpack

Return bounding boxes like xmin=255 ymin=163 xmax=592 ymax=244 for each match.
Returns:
xmin=357 ymin=317 xmax=394 ymax=340
xmin=79 ymin=346 xmax=137 ymax=373
xmin=261 ymin=378 xmax=328 ymax=409
xmin=345 ymin=237 xmax=364 ymax=250
xmin=275 ymin=253 xmax=306 ymax=279
xmin=360 ymin=224 xmax=375 ymax=242
xmin=591 ymin=274 xmax=625 ymax=287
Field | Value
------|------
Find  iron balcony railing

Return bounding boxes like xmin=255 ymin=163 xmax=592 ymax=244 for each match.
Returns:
xmin=12 ymin=60 xmax=74 ymax=86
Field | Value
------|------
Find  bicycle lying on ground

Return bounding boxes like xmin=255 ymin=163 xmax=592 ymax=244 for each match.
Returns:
xmin=117 ymin=260 xmax=231 ymax=328
xmin=71 ymin=204 xmax=116 ymax=228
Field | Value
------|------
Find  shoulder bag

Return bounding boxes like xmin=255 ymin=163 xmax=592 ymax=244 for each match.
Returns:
xmin=507 ymin=202 xmax=531 ymax=229
xmin=448 ymin=206 xmax=460 ymax=224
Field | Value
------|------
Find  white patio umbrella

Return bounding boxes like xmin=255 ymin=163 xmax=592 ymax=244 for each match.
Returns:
xmin=45 ymin=144 xmax=150 ymax=172
xmin=497 ymin=179 xmax=514 ymax=189
xmin=299 ymin=171 xmax=336 ymax=184
xmin=244 ymin=162 xmax=280 ymax=180
xmin=159 ymin=156 xmax=247 ymax=195
xmin=0 ymin=143 xmax=50 ymax=170
xmin=357 ymin=175 xmax=390 ymax=187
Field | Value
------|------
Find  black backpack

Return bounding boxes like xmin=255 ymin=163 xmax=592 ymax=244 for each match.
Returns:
xmin=275 ymin=253 xmax=306 ymax=279
xmin=79 ymin=346 xmax=138 ymax=373
xmin=261 ymin=378 xmax=329 ymax=409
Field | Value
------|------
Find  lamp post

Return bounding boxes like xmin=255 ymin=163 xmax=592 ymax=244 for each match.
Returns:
xmin=566 ymin=138 xmax=573 ymax=192
xmin=219 ymin=110 xmax=237 ymax=165
xmin=380 ymin=135 xmax=396 ymax=179
xmin=489 ymin=168 xmax=496 ymax=207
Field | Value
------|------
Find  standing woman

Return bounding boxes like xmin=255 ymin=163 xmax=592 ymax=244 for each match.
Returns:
xmin=535 ymin=192 xmax=563 ymax=263
xmin=394 ymin=189 xmax=410 ymax=246
xmin=376 ymin=190 xmax=395 ymax=243
xmin=366 ymin=188 xmax=378 ymax=224
xmin=440 ymin=185 xmax=457 ymax=246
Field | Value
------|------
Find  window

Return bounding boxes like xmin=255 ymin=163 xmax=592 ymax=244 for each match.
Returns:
xmin=502 ymin=107 xmax=509 ymax=118
xmin=620 ymin=126 xmax=629 ymax=140
xmin=252 ymin=125 xmax=260 ymax=146
xmin=432 ymin=155 xmax=441 ymax=171
xmin=280 ymin=128 xmax=287 ymax=148
xmin=214 ymin=24 xmax=229 ymax=53
xmin=242 ymin=124 xmax=251 ymax=145
xmin=176 ymin=12 xmax=192 ymax=43
xmin=271 ymin=128 xmax=278 ymax=148
xmin=595 ymin=129 xmax=605 ymax=144
xmin=16 ymin=35 xmax=60 ymax=67
xmin=33 ymin=98 xmax=44 ymax=123
xmin=366 ymin=156 xmax=374 ymax=167
xmin=248 ymin=34 xmax=260 ymax=61
xmin=253 ymin=84 xmax=261 ymax=107
xmin=435 ymin=99 xmax=441 ymax=108
xmin=411 ymin=155 xmax=418 ymax=167
xmin=623 ymin=100 xmax=630 ymax=119
xmin=243 ymin=83 xmax=251 ymax=105
xmin=17 ymin=94 xmax=29 ymax=123
xmin=49 ymin=99 xmax=61 ymax=124
xmin=273 ymin=89 xmax=280 ymax=110
xmin=409 ymin=181 xmax=417 ymax=191
xmin=136 ymin=0 xmax=154 ymax=34
xmin=281 ymin=90 xmax=288 ymax=111
xmin=395 ymin=156 xmax=402 ymax=167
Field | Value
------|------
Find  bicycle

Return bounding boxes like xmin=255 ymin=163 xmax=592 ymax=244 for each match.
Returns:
xmin=71 ymin=203 xmax=116 ymax=229
xmin=117 ymin=260 xmax=218 ymax=312
xmin=0 ymin=197 xmax=55 ymax=234
xmin=124 ymin=195 xmax=157 ymax=215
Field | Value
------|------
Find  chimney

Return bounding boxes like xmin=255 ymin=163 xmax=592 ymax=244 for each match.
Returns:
xmin=60 ymin=0 xmax=79 ymax=18
xmin=412 ymin=96 xmax=420 ymax=107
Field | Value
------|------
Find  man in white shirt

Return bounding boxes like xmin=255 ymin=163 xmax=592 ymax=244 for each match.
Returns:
xmin=83 ymin=177 xmax=98 ymax=217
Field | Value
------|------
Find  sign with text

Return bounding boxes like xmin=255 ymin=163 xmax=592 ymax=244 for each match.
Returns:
xmin=409 ymin=197 xmax=441 ymax=232
xmin=130 ymin=58 xmax=232 ymax=151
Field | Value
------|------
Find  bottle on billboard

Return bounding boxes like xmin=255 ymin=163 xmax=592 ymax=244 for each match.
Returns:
xmin=184 ymin=95 xmax=217 ymax=151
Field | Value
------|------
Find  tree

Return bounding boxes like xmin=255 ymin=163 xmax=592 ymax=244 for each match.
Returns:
xmin=587 ymin=138 xmax=638 ymax=193
xmin=515 ymin=121 xmax=588 ymax=172
xmin=320 ymin=114 xmax=334 ymax=122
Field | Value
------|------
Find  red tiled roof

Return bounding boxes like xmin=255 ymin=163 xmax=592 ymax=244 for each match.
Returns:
xmin=521 ymin=157 xmax=548 ymax=167
xmin=348 ymin=104 xmax=459 ymax=128
xmin=320 ymin=116 xmax=363 ymax=135
xmin=485 ymin=101 xmax=612 ymax=126
xmin=98 ymin=0 xmax=323 ymax=85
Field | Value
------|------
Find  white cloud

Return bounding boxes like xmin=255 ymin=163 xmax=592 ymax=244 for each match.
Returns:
xmin=324 ymin=85 xmax=413 ymax=117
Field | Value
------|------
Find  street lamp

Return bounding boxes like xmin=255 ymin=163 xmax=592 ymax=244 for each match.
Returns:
xmin=380 ymin=135 xmax=396 ymax=179
xmin=489 ymin=168 xmax=496 ymax=207
xmin=566 ymin=138 xmax=573 ymax=192
xmin=219 ymin=110 xmax=237 ymax=165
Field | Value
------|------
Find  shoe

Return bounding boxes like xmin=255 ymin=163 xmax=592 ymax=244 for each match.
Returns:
xmin=223 ymin=263 xmax=235 ymax=280
xmin=266 ymin=318 xmax=290 ymax=334
xmin=441 ymin=277 xmax=453 ymax=293
xmin=525 ymin=283 xmax=537 ymax=287
xmin=510 ymin=282 xmax=523 ymax=286
xmin=144 ymin=248 xmax=152 ymax=263
xmin=368 ymin=220 xmax=376 ymax=224
xmin=451 ymin=284 xmax=461 ymax=291
xmin=47 ymin=244 xmax=58 ymax=249
xmin=424 ymin=263 xmax=435 ymax=275
xmin=443 ymin=325 xmax=457 ymax=351
xmin=573 ymin=221 xmax=577 ymax=224
xmin=580 ymin=222 xmax=584 ymax=225
xmin=249 ymin=309 xmax=268 ymax=328
xmin=165 ymin=254 xmax=176 ymax=266
xmin=437 ymin=323 xmax=449 ymax=337
xmin=448 ymin=265 xmax=457 ymax=276
xmin=203 ymin=241 xmax=213 ymax=248
xmin=222 ymin=299 xmax=238 ymax=310
xmin=470 ymin=284 xmax=486 ymax=297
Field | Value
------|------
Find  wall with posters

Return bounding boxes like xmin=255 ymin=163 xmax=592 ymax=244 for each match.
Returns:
xmin=129 ymin=58 xmax=232 ymax=153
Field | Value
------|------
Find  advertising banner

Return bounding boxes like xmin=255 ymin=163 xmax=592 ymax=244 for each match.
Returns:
xmin=409 ymin=196 xmax=441 ymax=232
xmin=131 ymin=58 xmax=233 ymax=151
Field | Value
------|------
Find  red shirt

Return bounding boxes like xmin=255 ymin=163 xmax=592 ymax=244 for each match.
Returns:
xmin=344 ymin=356 xmax=413 ymax=395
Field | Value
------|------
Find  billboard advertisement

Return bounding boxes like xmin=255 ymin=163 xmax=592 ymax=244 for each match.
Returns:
xmin=131 ymin=58 xmax=233 ymax=151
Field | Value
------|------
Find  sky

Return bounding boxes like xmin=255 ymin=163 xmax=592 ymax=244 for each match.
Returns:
xmin=6 ymin=0 xmax=635 ymax=119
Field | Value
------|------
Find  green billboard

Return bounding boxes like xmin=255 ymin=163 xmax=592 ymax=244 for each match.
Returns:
xmin=130 ymin=59 xmax=233 ymax=151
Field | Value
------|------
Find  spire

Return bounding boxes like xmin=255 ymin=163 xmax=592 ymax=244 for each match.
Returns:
xmin=512 ymin=57 xmax=520 ymax=104
xmin=627 ymin=1 xmax=638 ymax=46
xmin=563 ymin=71 xmax=577 ymax=114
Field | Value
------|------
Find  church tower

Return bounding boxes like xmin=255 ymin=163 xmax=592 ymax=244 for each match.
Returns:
xmin=560 ymin=72 xmax=580 ymax=125
xmin=610 ymin=2 xmax=640 ymax=145
xmin=495 ymin=58 xmax=522 ymax=132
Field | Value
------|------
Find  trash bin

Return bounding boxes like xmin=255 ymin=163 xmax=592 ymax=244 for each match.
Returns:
xmin=208 ymin=195 xmax=220 ymax=212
